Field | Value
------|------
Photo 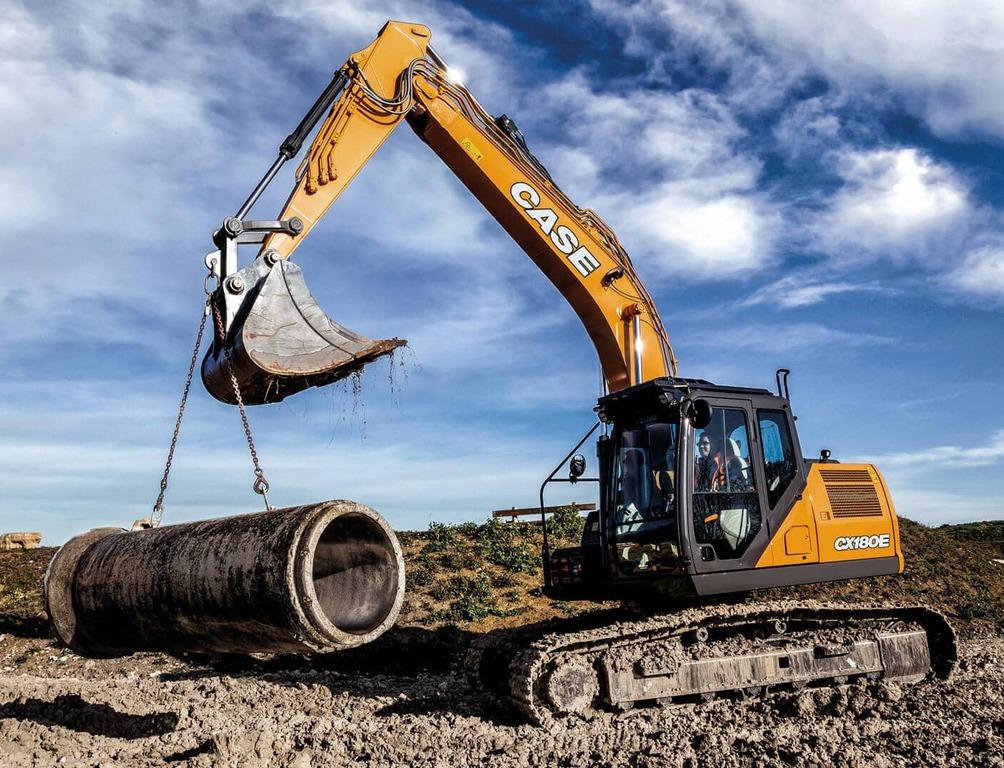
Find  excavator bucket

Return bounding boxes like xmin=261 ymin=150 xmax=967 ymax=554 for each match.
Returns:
xmin=202 ymin=257 xmax=405 ymax=405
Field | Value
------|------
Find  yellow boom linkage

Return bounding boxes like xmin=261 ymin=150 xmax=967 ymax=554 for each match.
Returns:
xmin=202 ymin=21 xmax=677 ymax=404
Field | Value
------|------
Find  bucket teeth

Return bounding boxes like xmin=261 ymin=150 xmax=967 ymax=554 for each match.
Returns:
xmin=202 ymin=259 xmax=406 ymax=405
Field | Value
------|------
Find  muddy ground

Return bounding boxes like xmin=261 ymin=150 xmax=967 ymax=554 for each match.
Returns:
xmin=1 ymin=619 xmax=1002 ymax=768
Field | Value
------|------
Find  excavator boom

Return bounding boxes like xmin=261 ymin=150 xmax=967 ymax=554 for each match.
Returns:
xmin=202 ymin=21 xmax=676 ymax=405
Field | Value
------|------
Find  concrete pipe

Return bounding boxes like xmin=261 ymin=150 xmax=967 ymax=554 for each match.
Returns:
xmin=43 ymin=500 xmax=405 ymax=657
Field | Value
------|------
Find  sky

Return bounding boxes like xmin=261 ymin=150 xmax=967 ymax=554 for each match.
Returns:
xmin=1 ymin=0 xmax=1002 ymax=545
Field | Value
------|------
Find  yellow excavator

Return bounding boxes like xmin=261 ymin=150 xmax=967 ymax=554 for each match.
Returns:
xmin=200 ymin=21 xmax=955 ymax=722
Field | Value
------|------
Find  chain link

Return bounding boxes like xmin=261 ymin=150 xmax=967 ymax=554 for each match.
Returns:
xmin=211 ymin=301 xmax=273 ymax=510
xmin=150 ymin=290 xmax=276 ymax=526
xmin=151 ymin=300 xmax=210 ymax=525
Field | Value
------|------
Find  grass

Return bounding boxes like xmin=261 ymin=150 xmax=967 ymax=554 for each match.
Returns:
xmin=939 ymin=520 xmax=1004 ymax=557
xmin=3 ymin=514 xmax=1003 ymax=637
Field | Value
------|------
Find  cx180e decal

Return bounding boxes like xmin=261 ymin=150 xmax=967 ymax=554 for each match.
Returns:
xmin=834 ymin=534 xmax=891 ymax=552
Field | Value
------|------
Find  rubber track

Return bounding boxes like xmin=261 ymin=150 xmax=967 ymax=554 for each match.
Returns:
xmin=501 ymin=601 xmax=956 ymax=724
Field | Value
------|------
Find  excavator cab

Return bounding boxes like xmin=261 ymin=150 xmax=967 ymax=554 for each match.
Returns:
xmin=201 ymin=218 xmax=404 ymax=405
xmin=546 ymin=376 xmax=903 ymax=603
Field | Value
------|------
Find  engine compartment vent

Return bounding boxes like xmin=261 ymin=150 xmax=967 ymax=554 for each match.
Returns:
xmin=824 ymin=483 xmax=884 ymax=517
xmin=819 ymin=469 xmax=873 ymax=483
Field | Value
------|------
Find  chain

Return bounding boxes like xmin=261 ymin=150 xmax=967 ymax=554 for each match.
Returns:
xmin=151 ymin=300 xmax=210 ymax=525
xmin=211 ymin=301 xmax=273 ymax=510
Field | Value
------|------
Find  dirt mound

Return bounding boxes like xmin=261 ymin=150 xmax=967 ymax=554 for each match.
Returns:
xmin=941 ymin=520 xmax=1004 ymax=557
xmin=397 ymin=516 xmax=1004 ymax=637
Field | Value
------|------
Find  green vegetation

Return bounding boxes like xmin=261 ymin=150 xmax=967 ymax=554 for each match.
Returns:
xmin=939 ymin=520 xmax=1004 ymax=557
xmin=406 ymin=514 xmax=582 ymax=626
xmin=428 ymin=570 xmax=500 ymax=622
xmin=476 ymin=517 xmax=538 ymax=574
xmin=546 ymin=504 xmax=586 ymax=545
xmin=3 ymin=514 xmax=1002 ymax=637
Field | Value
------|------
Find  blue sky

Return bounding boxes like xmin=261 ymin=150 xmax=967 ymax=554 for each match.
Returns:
xmin=2 ymin=0 xmax=1002 ymax=545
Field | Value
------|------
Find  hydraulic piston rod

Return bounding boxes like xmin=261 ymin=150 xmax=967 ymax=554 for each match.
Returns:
xmin=44 ymin=500 xmax=405 ymax=657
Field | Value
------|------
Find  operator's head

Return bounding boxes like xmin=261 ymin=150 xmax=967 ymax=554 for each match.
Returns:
xmin=698 ymin=434 xmax=712 ymax=457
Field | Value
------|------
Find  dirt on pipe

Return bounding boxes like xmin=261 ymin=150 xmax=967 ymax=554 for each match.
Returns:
xmin=44 ymin=501 xmax=405 ymax=657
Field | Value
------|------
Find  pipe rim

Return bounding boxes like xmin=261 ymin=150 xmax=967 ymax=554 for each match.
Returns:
xmin=292 ymin=500 xmax=405 ymax=649
xmin=43 ymin=527 xmax=125 ymax=656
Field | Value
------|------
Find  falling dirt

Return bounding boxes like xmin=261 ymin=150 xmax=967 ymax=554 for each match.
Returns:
xmin=349 ymin=369 xmax=366 ymax=438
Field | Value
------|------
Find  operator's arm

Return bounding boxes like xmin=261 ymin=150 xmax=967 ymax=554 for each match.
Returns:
xmin=263 ymin=21 xmax=677 ymax=393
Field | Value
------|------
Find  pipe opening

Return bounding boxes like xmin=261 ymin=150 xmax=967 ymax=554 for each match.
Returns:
xmin=311 ymin=512 xmax=400 ymax=635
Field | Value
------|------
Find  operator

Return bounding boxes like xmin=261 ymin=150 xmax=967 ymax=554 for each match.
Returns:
xmin=695 ymin=434 xmax=724 ymax=492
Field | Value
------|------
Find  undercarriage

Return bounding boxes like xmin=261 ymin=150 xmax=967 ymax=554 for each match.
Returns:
xmin=467 ymin=600 xmax=957 ymax=724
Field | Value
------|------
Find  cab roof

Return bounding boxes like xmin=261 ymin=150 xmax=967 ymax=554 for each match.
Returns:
xmin=597 ymin=377 xmax=781 ymax=422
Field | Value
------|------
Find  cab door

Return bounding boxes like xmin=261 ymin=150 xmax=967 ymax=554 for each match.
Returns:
xmin=754 ymin=404 xmax=813 ymax=566
xmin=685 ymin=398 xmax=772 ymax=574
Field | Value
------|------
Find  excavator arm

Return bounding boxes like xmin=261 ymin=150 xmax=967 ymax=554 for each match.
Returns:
xmin=203 ymin=21 xmax=677 ymax=404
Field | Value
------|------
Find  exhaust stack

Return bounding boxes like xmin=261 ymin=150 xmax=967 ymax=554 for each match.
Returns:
xmin=44 ymin=500 xmax=405 ymax=657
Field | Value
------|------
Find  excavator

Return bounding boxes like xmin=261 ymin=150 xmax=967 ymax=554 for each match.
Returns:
xmin=199 ymin=21 xmax=956 ymax=722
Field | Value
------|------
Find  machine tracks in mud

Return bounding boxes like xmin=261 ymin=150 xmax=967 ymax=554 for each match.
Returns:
xmin=468 ymin=601 xmax=957 ymax=725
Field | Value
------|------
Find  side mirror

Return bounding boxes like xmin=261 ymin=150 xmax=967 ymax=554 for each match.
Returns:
xmin=681 ymin=398 xmax=713 ymax=429
xmin=569 ymin=454 xmax=586 ymax=481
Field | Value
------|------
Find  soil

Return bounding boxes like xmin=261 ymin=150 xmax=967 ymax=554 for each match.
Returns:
xmin=1 ymin=623 xmax=1002 ymax=767
xmin=1 ymin=516 xmax=1003 ymax=767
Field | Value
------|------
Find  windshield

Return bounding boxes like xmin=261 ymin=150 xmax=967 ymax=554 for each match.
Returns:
xmin=611 ymin=421 xmax=680 ymax=573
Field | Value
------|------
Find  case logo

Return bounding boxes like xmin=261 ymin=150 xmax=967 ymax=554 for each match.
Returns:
xmin=834 ymin=534 xmax=890 ymax=551
xmin=510 ymin=181 xmax=601 ymax=277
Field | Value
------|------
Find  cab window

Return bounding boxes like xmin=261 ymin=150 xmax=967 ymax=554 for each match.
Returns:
xmin=612 ymin=422 xmax=679 ymax=573
xmin=692 ymin=407 xmax=761 ymax=559
xmin=758 ymin=409 xmax=797 ymax=508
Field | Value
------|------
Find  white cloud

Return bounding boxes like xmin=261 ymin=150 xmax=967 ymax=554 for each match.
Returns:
xmin=735 ymin=0 xmax=1004 ymax=139
xmin=944 ymin=246 xmax=1004 ymax=302
xmin=772 ymin=96 xmax=844 ymax=159
xmin=538 ymin=73 xmax=778 ymax=279
xmin=721 ymin=322 xmax=894 ymax=354
xmin=864 ymin=430 xmax=1004 ymax=469
xmin=884 ymin=488 xmax=1003 ymax=525
xmin=0 ymin=2 xmax=270 ymax=323
xmin=591 ymin=0 xmax=1004 ymax=140
xmin=589 ymin=0 xmax=804 ymax=110
xmin=858 ymin=429 xmax=1004 ymax=524
xmin=816 ymin=148 xmax=969 ymax=258
xmin=743 ymin=276 xmax=888 ymax=309
xmin=588 ymin=0 xmax=1004 ymax=302
xmin=621 ymin=188 xmax=775 ymax=277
